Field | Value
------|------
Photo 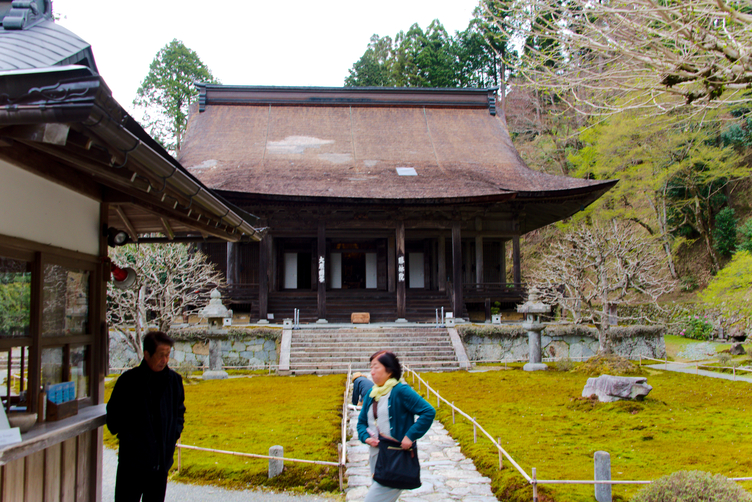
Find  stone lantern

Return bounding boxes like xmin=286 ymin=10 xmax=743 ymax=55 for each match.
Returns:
xmin=199 ymin=289 xmax=232 ymax=380
xmin=517 ymin=288 xmax=551 ymax=372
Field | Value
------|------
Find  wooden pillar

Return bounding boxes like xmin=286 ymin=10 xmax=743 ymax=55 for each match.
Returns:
xmin=226 ymin=242 xmax=239 ymax=286
xmin=317 ymin=221 xmax=326 ymax=320
xmin=500 ymin=240 xmax=507 ymax=284
xmin=513 ymin=235 xmax=521 ymax=286
xmin=396 ymin=221 xmax=406 ymax=319
xmin=438 ymin=234 xmax=446 ymax=292
xmin=388 ymin=234 xmax=396 ymax=293
xmin=452 ymin=222 xmax=463 ymax=317
xmin=258 ymin=236 xmax=270 ymax=321
xmin=475 ymin=235 xmax=483 ymax=286
xmin=423 ymin=239 xmax=431 ymax=290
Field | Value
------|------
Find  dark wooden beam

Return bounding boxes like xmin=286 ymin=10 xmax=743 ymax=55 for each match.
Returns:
xmin=438 ymin=233 xmax=446 ymax=292
xmin=258 ymin=236 xmax=270 ymax=321
xmin=513 ymin=236 xmax=521 ymax=286
xmin=317 ymin=221 xmax=326 ymax=320
xmin=396 ymin=221 xmax=406 ymax=320
xmin=452 ymin=221 xmax=463 ymax=317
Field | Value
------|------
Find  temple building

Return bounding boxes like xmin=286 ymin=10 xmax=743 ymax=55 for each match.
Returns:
xmin=179 ymin=85 xmax=615 ymax=323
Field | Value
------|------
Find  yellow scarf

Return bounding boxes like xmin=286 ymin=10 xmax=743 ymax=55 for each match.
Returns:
xmin=369 ymin=378 xmax=399 ymax=401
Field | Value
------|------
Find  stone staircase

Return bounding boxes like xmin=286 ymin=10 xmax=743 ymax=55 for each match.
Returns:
xmin=288 ymin=327 xmax=462 ymax=374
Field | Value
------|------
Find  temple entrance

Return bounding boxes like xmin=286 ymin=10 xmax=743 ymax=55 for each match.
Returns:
xmin=330 ymin=241 xmax=379 ymax=289
xmin=342 ymin=252 xmax=366 ymax=289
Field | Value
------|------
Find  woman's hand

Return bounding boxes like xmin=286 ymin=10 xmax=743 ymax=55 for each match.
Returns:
xmin=401 ymin=436 xmax=413 ymax=450
xmin=365 ymin=437 xmax=379 ymax=447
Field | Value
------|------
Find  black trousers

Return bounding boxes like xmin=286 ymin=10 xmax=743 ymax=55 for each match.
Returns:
xmin=115 ymin=461 xmax=168 ymax=502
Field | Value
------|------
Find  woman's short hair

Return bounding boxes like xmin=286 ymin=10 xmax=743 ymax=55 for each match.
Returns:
xmin=143 ymin=331 xmax=174 ymax=356
xmin=370 ymin=350 xmax=402 ymax=381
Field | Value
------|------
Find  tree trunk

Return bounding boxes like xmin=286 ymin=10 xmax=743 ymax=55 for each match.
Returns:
xmin=693 ymin=196 xmax=719 ymax=272
xmin=648 ymin=194 xmax=678 ymax=279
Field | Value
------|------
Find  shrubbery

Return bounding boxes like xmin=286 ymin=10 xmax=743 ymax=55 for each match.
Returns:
xmin=632 ymin=470 xmax=752 ymax=502
xmin=681 ymin=316 xmax=714 ymax=340
xmin=713 ymin=207 xmax=738 ymax=257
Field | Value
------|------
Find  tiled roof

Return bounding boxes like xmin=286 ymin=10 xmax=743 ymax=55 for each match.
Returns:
xmin=179 ymin=86 xmax=613 ymax=202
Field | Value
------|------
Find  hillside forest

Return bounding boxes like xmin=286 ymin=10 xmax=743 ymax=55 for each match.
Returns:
xmin=345 ymin=0 xmax=752 ymax=334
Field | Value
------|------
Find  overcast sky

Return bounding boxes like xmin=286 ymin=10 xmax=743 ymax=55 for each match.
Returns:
xmin=54 ymin=0 xmax=481 ymax=113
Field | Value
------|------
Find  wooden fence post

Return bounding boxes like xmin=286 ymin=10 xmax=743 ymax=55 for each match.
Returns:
xmin=177 ymin=438 xmax=181 ymax=472
xmin=452 ymin=403 xmax=455 ymax=424
xmin=473 ymin=418 xmax=477 ymax=443
xmin=338 ymin=443 xmax=343 ymax=491
xmin=532 ymin=467 xmax=538 ymax=502
xmin=498 ymin=437 xmax=503 ymax=469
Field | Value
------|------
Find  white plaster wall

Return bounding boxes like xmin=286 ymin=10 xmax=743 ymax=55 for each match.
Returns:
xmin=0 ymin=159 xmax=100 ymax=255
xmin=365 ymin=252 xmax=377 ymax=289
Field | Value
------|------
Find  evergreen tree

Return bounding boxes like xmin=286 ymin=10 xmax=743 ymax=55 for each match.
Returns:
xmin=133 ymin=39 xmax=218 ymax=155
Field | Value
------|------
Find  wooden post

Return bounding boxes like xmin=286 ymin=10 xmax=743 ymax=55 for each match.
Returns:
xmin=475 ymin=235 xmax=483 ymax=286
xmin=177 ymin=438 xmax=181 ymax=472
xmin=500 ymin=239 xmax=506 ymax=284
xmin=452 ymin=402 xmax=455 ymax=424
xmin=317 ymin=221 xmax=326 ymax=321
xmin=227 ymin=242 xmax=239 ymax=286
xmin=512 ymin=235 xmax=521 ymax=286
xmin=532 ymin=467 xmax=538 ymax=502
xmin=438 ymin=233 xmax=446 ymax=292
xmin=258 ymin=235 xmax=270 ymax=321
xmin=396 ymin=221 xmax=406 ymax=319
xmin=388 ymin=234 xmax=396 ymax=293
xmin=473 ymin=418 xmax=477 ymax=443
xmin=338 ymin=443 xmax=343 ymax=491
xmin=452 ymin=221 xmax=463 ymax=317
xmin=437 ymin=390 xmax=440 ymax=408
xmin=498 ymin=437 xmax=503 ymax=469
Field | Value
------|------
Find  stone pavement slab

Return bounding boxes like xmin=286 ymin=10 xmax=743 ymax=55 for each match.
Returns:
xmin=344 ymin=405 xmax=497 ymax=501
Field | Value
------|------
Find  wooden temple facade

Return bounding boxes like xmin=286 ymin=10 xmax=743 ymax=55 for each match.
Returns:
xmin=180 ymin=86 xmax=616 ymax=323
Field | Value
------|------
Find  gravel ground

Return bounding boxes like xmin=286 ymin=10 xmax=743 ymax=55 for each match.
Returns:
xmin=676 ymin=342 xmax=718 ymax=360
xmin=102 ymin=448 xmax=338 ymax=502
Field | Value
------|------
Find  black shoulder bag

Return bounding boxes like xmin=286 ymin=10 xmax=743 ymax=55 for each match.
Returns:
xmin=371 ymin=398 xmax=421 ymax=489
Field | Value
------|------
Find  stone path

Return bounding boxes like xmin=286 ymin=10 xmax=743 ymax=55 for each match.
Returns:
xmin=344 ymin=406 xmax=497 ymax=501
xmin=645 ymin=362 xmax=752 ymax=383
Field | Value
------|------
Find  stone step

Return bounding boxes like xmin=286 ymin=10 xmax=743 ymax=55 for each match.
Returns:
xmin=290 ymin=346 xmax=454 ymax=354
xmin=287 ymin=327 xmax=461 ymax=374
xmin=291 ymin=341 xmax=453 ymax=349
xmin=291 ymin=355 xmax=457 ymax=364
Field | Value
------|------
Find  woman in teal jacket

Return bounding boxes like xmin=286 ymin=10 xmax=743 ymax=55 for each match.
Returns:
xmin=357 ymin=350 xmax=435 ymax=502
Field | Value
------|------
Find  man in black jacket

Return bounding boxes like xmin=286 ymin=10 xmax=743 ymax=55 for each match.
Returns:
xmin=107 ymin=331 xmax=186 ymax=502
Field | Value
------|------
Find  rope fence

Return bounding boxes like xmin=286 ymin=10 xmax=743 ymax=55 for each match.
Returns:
xmin=403 ymin=364 xmax=752 ymax=501
xmin=174 ymin=365 xmax=353 ymax=492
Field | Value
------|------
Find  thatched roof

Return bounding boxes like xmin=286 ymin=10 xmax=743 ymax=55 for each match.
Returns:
xmin=180 ymin=86 xmax=614 ymax=206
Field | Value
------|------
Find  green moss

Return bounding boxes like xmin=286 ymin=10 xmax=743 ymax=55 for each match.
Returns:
xmin=104 ymin=374 xmax=345 ymax=493
xmin=420 ymin=369 xmax=752 ymax=502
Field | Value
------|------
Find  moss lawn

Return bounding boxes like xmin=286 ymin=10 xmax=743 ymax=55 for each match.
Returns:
xmin=105 ymin=373 xmax=345 ymax=494
xmin=418 ymin=368 xmax=752 ymax=502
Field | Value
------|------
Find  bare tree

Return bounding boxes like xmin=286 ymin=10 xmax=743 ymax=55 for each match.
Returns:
xmin=107 ymin=244 xmax=224 ymax=359
xmin=531 ymin=221 xmax=676 ymax=352
xmin=491 ymin=0 xmax=752 ymax=116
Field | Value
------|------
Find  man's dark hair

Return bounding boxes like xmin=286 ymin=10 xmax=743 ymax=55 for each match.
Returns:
xmin=370 ymin=350 xmax=402 ymax=381
xmin=143 ymin=331 xmax=174 ymax=356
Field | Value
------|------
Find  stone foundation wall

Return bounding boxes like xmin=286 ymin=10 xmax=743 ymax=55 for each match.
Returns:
xmin=109 ymin=329 xmax=280 ymax=370
xmin=460 ymin=324 xmax=666 ymax=361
